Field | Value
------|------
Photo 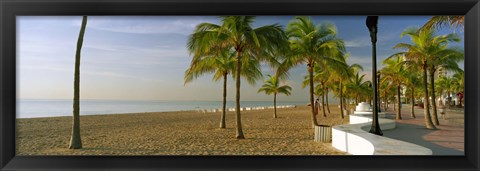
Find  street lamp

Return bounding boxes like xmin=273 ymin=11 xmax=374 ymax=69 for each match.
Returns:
xmin=366 ymin=16 xmax=383 ymax=136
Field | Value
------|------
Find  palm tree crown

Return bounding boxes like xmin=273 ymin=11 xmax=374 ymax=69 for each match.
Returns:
xmin=258 ymin=75 xmax=292 ymax=118
xmin=187 ymin=16 xmax=288 ymax=139
xmin=279 ymin=16 xmax=345 ymax=127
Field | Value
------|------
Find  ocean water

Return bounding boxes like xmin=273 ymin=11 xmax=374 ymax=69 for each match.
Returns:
xmin=17 ymin=99 xmax=307 ymax=118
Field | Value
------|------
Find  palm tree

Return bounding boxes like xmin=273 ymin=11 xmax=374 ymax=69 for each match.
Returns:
xmin=329 ymin=53 xmax=362 ymax=118
xmin=435 ymin=76 xmax=449 ymax=106
xmin=69 ymin=16 xmax=87 ymax=149
xmin=381 ymin=55 xmax=408 ymax=120
xmin=420 ymin=16 xmax=464 ymax=31
xmin=185 ymin=49 xmax=262 ymax=128
xmin=346 ymin=73 xmax=371 ymax=105
xmin=258 ymin=75 xmax=292 ymax=118
xmin=378 ymin=79 xmax=395 ymax=111
xmin=436 ymin=76 xmax=457 ymax=108
xmin=279 ymin=16 xmax=345 ymax=126
xmin=404 ymin=71 xmax=422 ymax=118
xmin=427 ymin=45 xmax=463 ymax=125
xmin=452 ymin=70 xmax=464 ymax=106
xmin=452 ymin=70 xmax=464 ymax=93
xmin=302 ymin=64 xmax=329 ymax=117
xmin=390 ymin=27 xmax=459 ymax=129
xmin=188 ymin=16 xmax=287 ymax=139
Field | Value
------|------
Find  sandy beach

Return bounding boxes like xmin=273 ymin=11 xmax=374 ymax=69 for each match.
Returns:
xmin=16 ymin=105 xmax=349 ymax=155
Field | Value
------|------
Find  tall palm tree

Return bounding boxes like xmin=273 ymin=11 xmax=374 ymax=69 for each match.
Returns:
xmin=435 ymin=76 xmax=449 ymax=106
xmin=390 ymin=27 xmax=459 ymax=129
xmin=420 ymin=16 xmax=464 ymax=31
xmin=279 ymin=16 xmax=345 ymax=127
xmin=258 ymin=75 xmax=292 ymax=118
xmin=452 ymin=70 xmax=464 ymax=106
xmin=427 ymin=46 xmax=463 ymax=125
xmin=381 ymin=55 xmax=408 ymax=120
xmin=329 ymin=53 xmax=362 ymax=118
xmin=404 ymin=71 xmax=422 ymax=118
xmin=302 ymin=64 xmax=329 ymax=117
xmin=346 ymin=73 xmax=371 ymax=105
xmin=435 ymin=76 xmax=457 ymax=108
xmin=184 ymin=49 xmax=262 ymax=128
xmin=452 ymin=70 xmax=464 ymax=93
xmin=69 ymin=16 xmax=87 ymax=149
xmin=188 ymin=16 xmax=287 ymax=139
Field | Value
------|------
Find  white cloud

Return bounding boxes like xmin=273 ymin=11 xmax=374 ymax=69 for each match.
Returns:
xmin=83 ymin=71 xmax=164 ymax=83
xmin=345 ymin=32 xmax=399 ymax=48
xmin=80 ymin=16 xmax=218 ymax=35
xmin=345 ymin=39 xmax=371 ymax=48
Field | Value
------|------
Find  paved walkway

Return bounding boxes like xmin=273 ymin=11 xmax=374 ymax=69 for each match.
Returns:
xmin=380 ymin=104 xmax=464 ymax=155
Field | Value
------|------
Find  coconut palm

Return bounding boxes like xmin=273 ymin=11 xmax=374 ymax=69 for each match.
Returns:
xmin=436 ymin=76 xmax=457 ymax=108
xmin=188 ymin=16 xmax=287 ymax=139
xmin=452 ymin=70 xmax=464 ymax=92
xmin=184 ymin=49 xmax=262 ymax=128
xmin=69 ymin=16 xmax=87 ymax=149
xmin=279 ymin=16 xmax=345 ymax=126
xmin=427 ymin=46 xmax=463 ymax=125
xmin=404 ymin=71 xmax=422 ymax=118
xmin=381 ymin=55 xmax=408 ymax=120
xmin=258 ymin=74 xmax=292 ymax=118
xmin=329 ymin=53 xmax=362 ymax=118
xmin=302 ymin=60 xmax=348 ymax=117
xmin=301 ymin=66 xmax=327 ymax=117
xmin=420 ymin=16 xmax=464 ymax=31
xmin=378 ymin=78 xmax=395 ymax=111
xmin=346 ymin=73 xmax=371 ymax=105
xmin=452 ymin=70 xmax=465 ymax=106
xmin=435 ymin=76 xmax=450 ymax=106
xmin=390 ymin=27 xmax=459 ymax=129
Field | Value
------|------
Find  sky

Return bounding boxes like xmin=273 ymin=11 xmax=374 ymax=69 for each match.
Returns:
xmin=16 ymin=16 xmax=464 ymax=102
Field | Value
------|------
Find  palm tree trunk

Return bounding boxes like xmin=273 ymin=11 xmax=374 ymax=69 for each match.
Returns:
xmin=220 ymin=73 xmax=227 ymax=128
xmin=386 ymin=96 xmax=389 ymax=111
xmin=235 ymin=50 xmax=245 ymax=139
xmin=396 ymin=85 xmax=402 ymax=120
xmin=321 ymin=82 xmax=326 ymax=117
xmin=393 ymin=98 xmax=396 ymax=111
xmin=69 ymin=16 xmax=87 ymax=149
xmin=339 ymin=82 xmax=344 ymax=119
xmin=385 ymin=95 xmax=388 ymax=111
xmin=308 ymin=64 xmax=319 ymax=127
xmin=429 ymin=71 xmax=440 ymax=125
xmin=273 ymin=93 xmax=277 ymax=118
xmin=448 ymin=91 xmax=451 ymax=108
xmin=326 ymin=88 xmax=330 ymax=113
xmin=411 ymin=87 xmax=416 ymax=118
xmin=317 ymin=95 xmax=321 ymax=111
xmin=422 ymin=62 xmax=436 ymax=129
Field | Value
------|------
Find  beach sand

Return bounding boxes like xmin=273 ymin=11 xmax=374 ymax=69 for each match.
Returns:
xmin=16 ymin=105 xmax=349 ymax=155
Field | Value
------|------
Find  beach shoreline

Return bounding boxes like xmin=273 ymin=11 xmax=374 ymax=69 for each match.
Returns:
xmin=16 ymin=105 xmax=349 ymax=155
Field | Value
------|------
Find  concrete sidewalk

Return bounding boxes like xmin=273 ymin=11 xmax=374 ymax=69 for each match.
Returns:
xmin=379 ymin=104 xmax=464 ymax=155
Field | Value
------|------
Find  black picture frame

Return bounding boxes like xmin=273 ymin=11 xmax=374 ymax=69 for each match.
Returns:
xmin=1 ymin=0 xmax=479 ymax=170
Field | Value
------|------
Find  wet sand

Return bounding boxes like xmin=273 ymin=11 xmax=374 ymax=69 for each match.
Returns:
xmin=16 ymin=105 xmax=349 ymax=155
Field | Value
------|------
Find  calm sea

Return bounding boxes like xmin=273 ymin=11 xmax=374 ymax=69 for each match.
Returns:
xmin=17 ymin=99 xmax=307 ymax=118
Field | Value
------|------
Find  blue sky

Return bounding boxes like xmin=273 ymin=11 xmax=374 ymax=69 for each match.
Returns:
xmin=17 ymin=16 xmax=464 ymax=102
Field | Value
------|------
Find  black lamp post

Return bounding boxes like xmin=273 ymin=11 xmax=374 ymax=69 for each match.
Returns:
xmin=366 ymin=16 xmax=382 ymax=136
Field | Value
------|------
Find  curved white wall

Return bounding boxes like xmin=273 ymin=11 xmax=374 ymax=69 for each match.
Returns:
xmin=332 ymin=114 xmax=432 ymax=155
